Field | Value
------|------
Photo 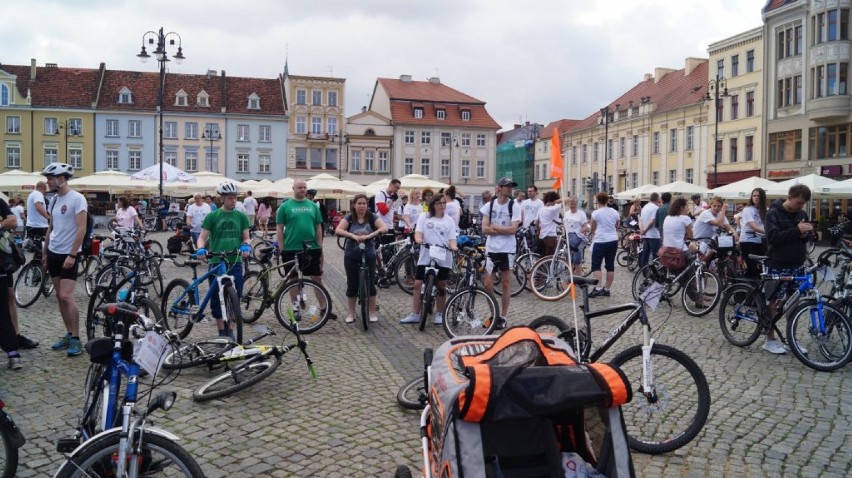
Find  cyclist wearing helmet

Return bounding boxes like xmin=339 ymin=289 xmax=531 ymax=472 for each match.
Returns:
xmin=689 ymin=193 xmax=708 ymax=218
xmin=196 ymin=181 xmax=251 ymax=339
xmin=42 ymin=162 xmax=87 ymax=357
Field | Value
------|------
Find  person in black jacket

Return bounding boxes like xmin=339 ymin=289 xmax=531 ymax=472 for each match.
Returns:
xmin=763 ymin=184 xmax=814 ymax=355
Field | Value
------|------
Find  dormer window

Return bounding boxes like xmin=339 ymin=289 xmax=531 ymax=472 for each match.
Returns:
xmin=118 ymin=86 xmax=133 ymax=104
xmin=175 ymin=89 xmax=188 ymax=106
xmin=0 ymin=84 xmax=8 ymax=106
xmin=437 ymin=109 xmax=446 ymax=120
xmin=248 ymin=93 xmax=260 ymax=110
xmin=414 ymin=108 xmax=424 ymax=119
xmin=461 ymin=110 xmax=471 ymax=121
xmin=365 ymin=128 xmax=376 ymax=136
xmin=197 ymin=90 xmax=209 ymax=107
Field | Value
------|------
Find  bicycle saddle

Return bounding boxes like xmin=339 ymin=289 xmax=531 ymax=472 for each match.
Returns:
xmin=747 ymin=254 xmax=769 ymax=261
xmin=570 ymin=276 xmax=599 ymax=288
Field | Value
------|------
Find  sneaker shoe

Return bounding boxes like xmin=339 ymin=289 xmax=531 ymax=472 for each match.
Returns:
xmin=495 ymin=316 xmax=508 ymax=330
xmin=601 ymin=288 xmax=611 ymax=297
xmin=321 ymin=309 xmax=338 ymax=321
xmin=588 ymin=288 xmax=603 ymax=298
xmin=762 ymin=339 xmax=786 ymax=355
xmin=17 ymin=334 xmax=39 ymax=349
xmin=344 ymin=316 xmax=354 ymax=324
xmin=434 ymin=313 xmax=443 ymax=325
xmin=67 ymin=339 xmax=83 ymax=357
xmin=783 ymin=342 xmax=808 ymax=355
xmin=51 ymin=334 xmax=72 ymax=350
xmin=369 ymin=316 xmax=379 ymax=323
xmin=7 ymin=355 xmax=21 ymax=370
xmin=400 ymin=313 xmax=420 ymax=324
xmin=219 ymin=329 xmax=236 ymax=341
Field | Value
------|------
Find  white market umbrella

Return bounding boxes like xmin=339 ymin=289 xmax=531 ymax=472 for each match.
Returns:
xmin=163 ymin=171 xmax=232 ymax=196
xmin=303 ymin=173 xmax=365 ymax=199
xmin=130 ymin=162 xmax=196 ymax=183
xmin=822 ymin=178 xmax=852 ymax=198
xmin=778 ymin=174 xmax=837 ymax=198
xmin=642 ymin=181 xmax=709 ymax=199
xmin=399 ymin=173 xmax=449 ymax=190
xmin=613 ymin=183 xmax=656 ymax=200
xmin=252 ymin=178 xmax=294 ymax=198
xmin=69 ymin=170 xmax=158 ymax=195
xmin=0 ymin=170 xmax=41 ymax=191
xmin=708 ymin=176 xmax=788 ymax=200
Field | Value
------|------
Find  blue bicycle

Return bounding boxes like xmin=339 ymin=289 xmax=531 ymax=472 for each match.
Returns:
xmin=161 ymin=250 xmax=245 ymax=344
xmin=54 ymin=303 xmax=203 ymax=477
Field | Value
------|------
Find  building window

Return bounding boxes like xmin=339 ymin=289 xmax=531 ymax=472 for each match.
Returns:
xmin=310 ymin=148 xmax=322 ymax=169
xmin=669 ymin=169 xmax=677 ymax=183
xmin=350 ymin=150 xmax=360 ymax=171
xmin=571 ymin=146 xmax=577 ymax=165
xmin=238 ymin=153 xmax=249 ymax=173
xmin=327 ymin=117 xmax=338 ymax=135
xmin=235 ymin=124 xmax=248 ymax=142
xmin=312 ymin=90 xmax=322 ymax=105
xmin=730 ymin=95 xmax=739 ymax=119
xmin=296 ymin=116 xmax=306 ymax=134
xmin=328 ymin=91 xmax=337 ymax=107
xmin=404 ymin=130 xmax=415 ymax=144
xmin=669 ymin=128 xmax=677 ymax=152
xmin=248 ymin=96 xmax=260 ymax=110
xmin=631 ymin=172 xmax=638 ymax=189
xmin=185 ymin=151 xmax=198 ymax=172
xmin=731 ymin=55 xmax=739 ymax=77
xmin=619 ymin=137 xmax=625 ymax=158
xmin=164 ymin=121 xmax=177 ymax=139
xmin=164 ymin=151 xmax=176 ymax=166
xmin=259 ymin=154 xmax=271 ymax=173
xmin=197 ymin=92 xmax=208 ymax=107
xmin=437 ymin=109 xmax=446 ymax=120
xmin=6 ymin=145 xmax=20 ymax=168
xmin=653 ymin=132 xmax=659 ymax=154
xmin=461 ymin=159 xmax=470 ymax=178
xmin=745 ymin=135 xmax=754 ymax=162
xmin=607 ymin=139 xmax=614 ymax=160
xmin=476 ymin=160 xmax=485 ymax=178
xmin=259 ymin=125 xmax=271 ymax=142
xmin=68 ymin=148 xmax=82 ymax=169
xmin=778 ymin=76 xmax=804 ymax=107
xmin=686 ymin=126 xmax=694 ymax=150
xmin=594 ymin=143 xmax=599 ymax=162
xmin=421 ymin=157 xmax=430 ymax=176
xmin=175 ymin=91 xmax=187 ymax=106
xmin=311 ymin=117 xmax=322 ymax=134
xmin=106 ymin=119 xmax=119 ymax=137
xmin=809 ymin=125 xmax=849 ymax=159
xmin=477 ymin=133 xmax=486 ymax=147
xmin=686 ymin=168 xmax=693 ymax=184
xmin=440 ymin=158 xmax=450 ymax=177
xmin=129 ymin=150 xmax=141 ymax=170
xmin=404 ymin=157 xmax=414 ymax=175
xmin=6 ymin=116 xmax=20 ymax=134
xmin=296 ymin=89 xmax=306 ymax=105
xmin=652 ymin=171 xmax=659 ymax=185
xmin=461 ymin=133 xmax=471 ymax=147
xmin=716 ymin=98 xmax=724 ymax=122
xmin=0 ymin=84 xmax=8 ymax=106
xmin=461 ymin=110 xmax=471 ymax=121
xmin=717 ymin=59 xmax=724 ymax=78
xmin=128 ymin=120 xmax=141 ymax=138
xmin=769 ymin=130 xmax=803 ymax=162
xmin=414 ymin=108 xmax=424 ymax=119
xmin=746 ymin=50 xmax=755 ymax=72
xmin=295 ymin=147 xmax=307 ymax=168
xmin=746 ymin=91 xmax=755 ymax=116
xmin=441 ymin=132 xmax=452 ymax=146
xmin=812 ymin=62 xmax=848 ymax=98
xmin=106 ymin=150 xmax=118 ymax=170
xmin=582 ymin=144 xmax=588 ymax=163
xmin=378 ymin=152 xmax=388 ymax=172
xmin=814 ymin=9 xmax=849 ymax=43
xmin=421 ymin=131 xmax=431 ymax=145
xmin=185 ymin=122 xmax=198 ymax=140
xmin=715 ymin=139 xmax=723 ymax=165
xmin=364 ymin=151 xmax=374 ymax=171
xmin=43 ymin=147 xmax=57 ymax=168
xmin=632 ymin=135 xmax=639 ymax=156
xmin=778 ymin=24 xmax=804 ymax=58
xmin=205 ymin=150 xmax=219 ymax=172
xmin=729 ymin=138 xmax=738 ymax=163
xmin=44 ymin=117 xmax=58 ymax=135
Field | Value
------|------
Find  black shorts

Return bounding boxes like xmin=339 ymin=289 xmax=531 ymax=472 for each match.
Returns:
xmin=26 ymin=227 xmax=47 ymax=239
xmin=0 ymin=274 xmax=11 ymax=288
xmin=414 ymin=265 xmax=451 ymax=281
xmin=486 ymin=253 xmax=514 ymax=273
xmin=47 ymin=251 xmax=79 ymax=280
xmin=281 ymin=249 xmax=323 ymax=276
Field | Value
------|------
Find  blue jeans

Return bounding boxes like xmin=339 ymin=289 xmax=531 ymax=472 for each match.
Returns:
xmin=640 ymin=238 xmax=660 ymax=268
xmin=208 ymin=262 xmax=244 ymax=320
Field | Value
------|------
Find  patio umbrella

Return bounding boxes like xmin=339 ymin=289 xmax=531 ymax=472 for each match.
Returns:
xmin=69 ymin=170 xmax=159 ymax=195
xmin=398 ymin=174 xmax=449 ymax=190
xmin=642 ymin=181 xmax=709 ymax=199
xmin=0 ymin=170 xmax=41 ymax=193
xmin=252 ymin=178 xmax=294 ymax=198
xmin=821 ymin=178 xmax=852 ymax=198
xmin=708 ymin=176 xmax=787 ymax=200
xmin=163 ymin=171 xmax=233 ymax=196
xmin=302 ymin=173 xmax=365 ymax=199
xmin=613 ymin=184 xmax=656 ymax=200
xmin=777 ymin=174 xmax=837 ymax=198
xmin=130 ymin=162 xmax=196 ymax=183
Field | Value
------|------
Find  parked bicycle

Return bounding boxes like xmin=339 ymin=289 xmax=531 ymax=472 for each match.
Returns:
xmin=13 ymin=234 xmax=54 ymax=308
xmin=0 ymin=399 xmax=25 ymax=478
xmin=441 ymin=245 xmax=500 ymax=338
xmin=631 ymin=250 xmax=721 ymax=318
xmin=528 ymin=230 xmax=591 ymax=301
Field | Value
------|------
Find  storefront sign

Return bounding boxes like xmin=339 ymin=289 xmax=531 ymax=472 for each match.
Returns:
xmin=767 ymin=169 xmax=800 ymax=179
xmin=821 ymin=165 xmax=842 ymax=176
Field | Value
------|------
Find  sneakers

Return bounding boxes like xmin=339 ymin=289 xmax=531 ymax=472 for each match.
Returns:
xmin=7 ymin=355 xmax=21 ymax=370
xmin=320 ymin=309 xmax=338 ymax=321
xmin=344 ymin=316 xmax=354 ymax=324
xmin=588 ymin=288 xmax=605 ymax=298
xmin=369 ymin=316 xmax=379 ymax=323
xmin=601 ymin=288 xmax=611 ymax=297
xmin=17 ymin=334 xmax=39 ymax=349
xmin=219 ymin=329 xmax=236 ymax=341
xmin=495 ymin=316 xmax=508 ymax=330
xmin=762 ymin=339 xmax=786 ymax=355
xmin=400 ymin=313 xmax=420 ymax=324
xmin=51 ymin=334 xmax=72 ymax=350
xmin=434 ymin=313 xmax=443 ymax=325
xmin=67 ymin=339 xmax=83 ymax=357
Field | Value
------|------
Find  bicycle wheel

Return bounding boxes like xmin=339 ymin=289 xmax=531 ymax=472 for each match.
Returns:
xmin=240 ymin=271 xmax=268 ymax=324
xmin=162 ymin=339 xmax=231 ymax=370
xmin=718 ymin=283 xmax=764 ymax=347
xmin=144 ymin=259 xmax=164 ymax=298
xmin=223 ymin=284 xmax=244 ymax=345
xmin=0 ymin=412 xmax=19 ymax=478
xmin=631 ymin=262 xmax=676 ymax=301
xmin=144 ymin=239 xmax=163 ymax=257
xmin=681 ymin=271 xmax=721 ymax=317
xmin=193 ymin=355 xmax=281 ymax=402
xmin=251 ymin=240 xmax=271 ymax=262
xmin=161 ymin=278 xmax=196 ymax=339
xmin=611 ymin=343 xmax=711 ymax=455
xmin=806 ymin=238 xmax=816 ymax=255
xmin=420 ymin=274 xmax=436 ymax=331
xmin=85 ymin=286 xmax=115 ymax=340
xmin=143 ymin=216 xmax=158 ymax=231
xmin=272 ymin=279 xmax=332 ymax=334
xmin=396 ymin=375 xmax=427 ymax=410
xmin=358 ymin=268 xmax=369 ymax=331
xmin=787 ymin=300 xmax=852 ymax=372
xmin=53 ymin=430 xmax=204 ymax=478
xmin=135 ymin=297 xmax=168 ymax=331
xmin=84 ymin=259 xmax=103 ymax=297
xmin=616 ymin=250 xmax=629 ymax=267
xmin=13 ymin=262 xmax=44 ymax=308
xmin=528 ymin=315 xmax=591 ymax=359
xmin=394 ymin=251 xmax=416 ymax=295
xmin=529 ymin=256 xmax=573 ymax=301
xmin=515 ymin=252 xmax=540 ymax=291
xmin=442 ymin=287 xmax=499 ymax=338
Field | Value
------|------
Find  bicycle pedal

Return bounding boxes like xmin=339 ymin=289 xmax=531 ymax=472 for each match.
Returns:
xmin=57 ymin=437 xmax=80 ymax=453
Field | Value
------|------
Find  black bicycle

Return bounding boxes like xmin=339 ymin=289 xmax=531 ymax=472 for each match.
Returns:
xmin=0 ymin=399 xmax=25 ymax=478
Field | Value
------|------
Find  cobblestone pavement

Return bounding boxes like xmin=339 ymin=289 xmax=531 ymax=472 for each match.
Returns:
xmin=1 ymin=231 xmax=850 ymax=477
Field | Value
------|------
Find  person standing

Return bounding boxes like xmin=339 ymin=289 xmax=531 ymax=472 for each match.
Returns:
xmin=42 ymin=162 xmax=87 ymax=357
xmin=689 ymin=194 xmax=708 ymax=218
xmin=335 ymin=194 xmax=387 ymax=323
xmin=195 ymin=182 xmax=251 ymax=340
xmin=243 ymin=190 xmax=258 ymax=227
xmin=639 ymin=193 xmax=661 ymax=268
xmin=536 ymin=192 xmax=570 ymax=257
xmin=480 ymin=177 xmax=522 ymax=328
xmin=740 ymin=188 xmax=767 ymax=278
xmin=374 ymin=179 xmax=400 ymax=283
xmin=396 ymin=195 xmax=408 ymax=232
xmin=402 ymin=189 xmax=422 ymax=232
xmin=257 ymin=200 xmax=271 ymax=236
xmin=10 ymin=197 xmax=25 ymax=234
xmin=444 ymin=186 xmax=462 ymax=228
xmin=276 ymin=180 xmax=336 ymax=320
xmin=205 ymin=195 xmax=217 ymax=211
xmin=186 ymin=194 xmax=211 ymax=245
xmin=655 ymin=192 xmax=672 ymax=236
xmin=420 ymin=188 xmax=434 ymax=212
xmin=26 ymin=181 xmax=50 ymax=238
xmin=0 ymin=196 xmax=24 ymax=368
xmin=564 ymin=197 xmax=590 ymax=276
xmin=521 ymin=186 xmax=543 ymax=228
xmin=588 ymin=192 xmax=620 ymax=298
xmin=115 ymin=196 xmax=144 ymax=230
xmin=481 ymin=189 xmax=493 ymax=205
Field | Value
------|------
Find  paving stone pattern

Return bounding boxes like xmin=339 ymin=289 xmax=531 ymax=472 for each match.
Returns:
xmin=1 ymin=231 xmax=850 ymax=477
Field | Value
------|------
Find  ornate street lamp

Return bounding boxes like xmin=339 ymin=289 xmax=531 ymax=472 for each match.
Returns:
xmin=704 ymin=76 xmax=727 ymax=188
xmin=202 ymin=126 xmax=221 ymax=172
xmin=137 ymin=27 xmax=185 ymax=199
xmin=599 ymin=106 xmax=614 ymax=194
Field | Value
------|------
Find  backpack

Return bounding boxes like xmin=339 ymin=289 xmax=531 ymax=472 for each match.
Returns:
xmin=167 ymin=235 xmax=184 ymax=254
xmin=487 ymin=197 xmax=515 ymax=226
xmin=0 ymin=231 xmax=25 ymax=274
xmin=457 ymin=198 xmax=472 ymax=230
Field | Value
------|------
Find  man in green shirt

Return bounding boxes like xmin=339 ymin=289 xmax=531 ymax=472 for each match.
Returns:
xmin=197 ymin=181 xmax=251 ymax=339
xmin=276 ymin=179 xmax=336 ymax=320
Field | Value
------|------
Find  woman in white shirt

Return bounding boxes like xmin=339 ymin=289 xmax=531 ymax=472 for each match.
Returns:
xmin=588 ymin=192 xmax=619 ymax=297
xmin=115 ymin=196 xmax=143 ymax=230
xmin=403 ymin=189 xmax=422 ymax=233
xmin=739 ymin=188 xmax=766 ymax=278
xmin=662 ymin=198 xmax=693 ymax=252
xmin=537 ymin=192 xmax=564 ymax=256
xmin=562 ymin=197 xmax=589 ymax=275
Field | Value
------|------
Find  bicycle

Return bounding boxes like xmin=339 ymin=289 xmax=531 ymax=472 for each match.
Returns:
xmin=416 ymin=243 xmax=452 ymax=331
xmin=632 ymin=250 xmax=721 ymax=318
xmin=238 ymin=241 xmax=333 ymax=333
xmin=354 ymin=242 xmax=372 ymax=331
xmin=528 ymin=275 xmax=711 ymax=454
xmin=718 ymin=255 xmax=852 ymax=372
xmin=441 ymin=246 xmax=500 ymax=338
xmin=0 ymin=399 xmax=25 ymax=478
xmin=161 ymin=250 xmax=245 ymax=344
xmin=54 ymin=303 xmax=203 ymax=478
xmin=12 ymin=234 xmax=54 ymax=308
xmin=528 ymin=230 xmax=591 ymax=301
xmin=616 ymin=231 xmax=642 ymax=272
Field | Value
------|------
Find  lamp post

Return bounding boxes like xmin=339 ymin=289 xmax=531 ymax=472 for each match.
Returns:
xmin=137 ymin=27 xmax=185 ymax=199
xmin=59 ymin=119 xmax=80 ymax=165
xmin=704 ymin=75 xmax=727 ymax=188
xmin=599 ymin=106 xmax=614 ymax=194
xmin=202 ymin=125 xmax=220 ymax=172
xmin=332 ymin=132 xmax=348 ymax=179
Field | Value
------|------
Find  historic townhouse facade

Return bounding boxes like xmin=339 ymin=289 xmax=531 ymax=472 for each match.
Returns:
xmin=563 ymin=59 xmax=710 ymax=205
xmin=282 ymin=67 xmax=345 ymax=181
xmin=707 ymin=27 xmax=765 ymax=188
xmin=369 ymin=75 xmax=500 ymax=203
xmin=534 ymin=119 xmax=580 ymax=192
xmin=343 ymin=107 xmax=393 ymax=184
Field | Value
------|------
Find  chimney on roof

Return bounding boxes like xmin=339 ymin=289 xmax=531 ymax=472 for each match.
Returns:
xmin=400 ymin=74 xmax=412 ymax=82
xmin=45 ymin=63 xmax=57 ymax=68
xmin=643 ymin=73 xmax=652 ymax=81
xmin=514 ymin=124 xmax=521 ymax=130
xmin=684 ymin=57 xmax=705 ymax=76
xmin=654 ymin=67 xmax=676 ymax=83
xmin=30 ymin=59 xmax=36 ymax=80
xmin=428 ymin=77 xmax=440 ymax=84
xmin=206 ymin=69 xmax=217 ymax=78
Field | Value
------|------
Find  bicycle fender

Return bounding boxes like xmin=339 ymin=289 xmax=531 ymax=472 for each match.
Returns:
xmin=58 ymin=426 xmax=182 ymax=461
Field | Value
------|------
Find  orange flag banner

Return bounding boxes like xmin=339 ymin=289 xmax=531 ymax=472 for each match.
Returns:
xmin=550 ymin=127 xmax=563 ymax=190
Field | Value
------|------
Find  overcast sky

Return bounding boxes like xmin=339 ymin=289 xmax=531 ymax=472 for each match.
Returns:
xmin=1 ymin=0 xmax=765 ymax=130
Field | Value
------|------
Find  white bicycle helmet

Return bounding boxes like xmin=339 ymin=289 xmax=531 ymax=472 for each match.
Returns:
xmin=216 ymin=181 xmax=240 ymax=195
xmin=42 ymin=162 xmax=74 ymax=178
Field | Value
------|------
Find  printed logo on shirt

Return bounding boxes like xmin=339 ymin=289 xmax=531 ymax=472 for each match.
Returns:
xmin=61 ymin=204 xmax=68 ymax=215
xmin=426 ymin=222 xmax=435 ymax=230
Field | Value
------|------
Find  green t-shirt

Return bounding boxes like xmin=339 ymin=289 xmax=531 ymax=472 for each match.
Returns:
xmin=201 ymin=208 xmax=250 ymax=264
xmin=276 ymin=198 xmax=322 ymax=251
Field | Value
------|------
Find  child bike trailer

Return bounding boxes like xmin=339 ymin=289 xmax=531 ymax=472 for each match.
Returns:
xmin=396 ymin=327 xmax=635 ymax=478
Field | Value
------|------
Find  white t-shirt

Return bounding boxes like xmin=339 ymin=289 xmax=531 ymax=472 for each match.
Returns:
xmin=740 ymin=206 xmax=764 ymax=244
xmin=521 ymin=198 xmax=544 ymax=228
xmin=403 ymin=203 xmax=422 ymax=229
xmin=235 ymin=201 xmax=246 ymax=213
xmin=537 ymin=204 xmax=562 ymax=238
xmin=415 ymin=214 xmax=457 ymax=268
xmin=479 ymin=199 xmax=522 ymax=253
xmin=693 ymin=209 xmax=719 ymax=239
xmin=591 ymin=207 xmax=620 ymax=243
xmin=11 ymin=205 xmax=24 ymax=231
xmin=47 ymin=190 xmax=88 ymax=254
xmin=186 ymin=203 xmax=211 ymax=233
xmin=397 ymin=204 xmax=407 ymax=228
xmin=26 ymin=191 xmax=48 ymax=228
xmin=663 ymin=215 xmax=693 ymax=250
xmin=243 ymin=196 xmax=258 ymax=215
xmin=445 ymin=199 xmax=461 ymax=227
xmin=690 ymin=201 xmax=708 ymax=217
xmin=374 ymin=190 xmax=395 ymax=230
xmin=115 ymin=206 xmax=138 ymax=229
xmin=564 ymin=209 xmax=588 ymax=235
xmin=639 ymin=202 xmax=660 ymax=239
xmin=169 ymin=201 xmax=181 ymax=213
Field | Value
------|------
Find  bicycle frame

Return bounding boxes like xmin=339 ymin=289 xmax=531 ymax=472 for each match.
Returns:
xmin=168 ymin=260 xmax=237 ymax=326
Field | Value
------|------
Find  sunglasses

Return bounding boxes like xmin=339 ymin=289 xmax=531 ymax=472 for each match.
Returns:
xmin=435 ymin=201 xmax=447 ymax=205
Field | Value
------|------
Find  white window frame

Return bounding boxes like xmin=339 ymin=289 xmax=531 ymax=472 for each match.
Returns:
xmin=404 ymin=130 xmax=415 ymax=144
xmin=421 ymin=157 xmax=430 ymax=176
xmin=364 ymin=151 xmax=374 ymax=171
xmin=476 ymin=133 xmax=486 ymax=147
xmin=653 ymin=132 xmax=660 ymax=154
xmin=164 ymin=121 xmax=177 ymax=139
xmin=421 ymin=131 xmax=431 ymax=145
xmin=185 ymin=151 xmax=198 ymax=172
xmin=404 ymin=157 xmax=414 ymax=175
xmin=128 ymin=120 xmax=141 ymax=138
xmin=328 ymin=91 xmax=338 ymax=107
xmin=461 ymin=110 xmax=471 ymax=121
xmin=351 ymin=150 xmax=361 ymax=171
xmin=119 ymin=87 xmax=133 ymax=104
xmin=248 ymin=94 xmax=260 ymax=110
xmin=668 ymin=169 xmax=677 ymax=183
xmin=128 ymin=150 xmax=142 ymax=170
xmin=441 ymin=158 xmax=450 ymax=178
xmin=378 ymin=151 xmax=388 ymax=172
xmin=414 ymin=108 xmax=424 ymax=119
xmin=185 ymin=122 xmax=198 ymax=140
xmin=259 ymin=125 xmax=271 ymax=142
xmin=6 ymin=116 xmax=21 ymax=134
xmin=296 ymin=89 xmax=306 ymax=105
xmin=164 ymin=151 xmax=177 ymax=166
xmin=45 ymin=117 xmax=58 ymax=135
xmin=312 ymin=90 xmax=322 ymax=106
xmin=238 ymin=153 xmax=250 ymax=173
xmin=238 ymin=124 xmax=250 ymax=142
xmin=686 ymin=168 xmax=694 ymax=184
xmin=106 ymin=150 xmax=119 ymax=170
xmin=296 ymin=116 xmax=306 ymax=134
xmin=476 ymin=160 xmax=485 ymax=178
xmin=461 ymin=159 xmax=470 ymax=178
xmin=669 ymin=128 xmax=677 ymax=152
xmin=6 ymin=144 xmax=21 ymax=168
xmin=437 ymin=109 xmax=446 ymax=120
xmin=0 ymin=84 xmax=9 ymax=106
xmin=258 ymin=154 xmax=271 ymax=173
xmin=106 ymin=119 xmax=119 ymax=137
xmin=327 ymin=117 xmax=338 ymax=135
xmin=175 ymin=91 xmax=187 ymax=106
xmin=311 ymin=117 xmax=322 ymax=134
xmin=461 ymin=133 xmax=471 ymax=147
xmin=686 ymin=126 xmax=694 ymax=150
xmin=197 ymin=91 xmax=209 ymax=107
xmin=43 ymin=146 xmax=57 ymax=168
xmin=441 ymin=132 xmax=452 ymax=146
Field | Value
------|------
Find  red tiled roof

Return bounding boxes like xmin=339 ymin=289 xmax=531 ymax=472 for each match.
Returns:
xmin=540 ymin=119 xmax=582 ymax=139
xmin=565 ymin=61 xmax=709 ymax=134
xmin=764 ymin=0 xmax=798 ymax=14
xmin=224 ymin=75 xmax=285 ymax=115
xmin=1 ymin=64 xmax=101 ymax=108
xmin=377 ymin=78 xmax=499 ymax=129
xmin=378 ymin=77 xmax=484 ymax=104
